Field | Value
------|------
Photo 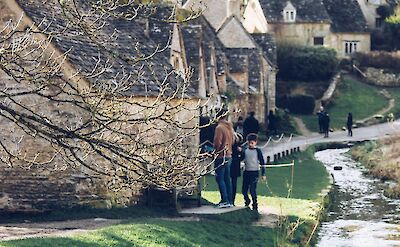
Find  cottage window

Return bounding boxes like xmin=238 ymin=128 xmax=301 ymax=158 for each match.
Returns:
xmin=314 ymin=37 xmax=324 ymax=45
xmin=344 ymin=41 xmax=359 ymax=55
xmin=284 ymin=10 xmax=296 ymax=22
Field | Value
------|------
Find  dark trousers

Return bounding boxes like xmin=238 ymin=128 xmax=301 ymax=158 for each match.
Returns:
xmin=347 ymin=125 xmax=353 ymax=136
xmin=242 ymin=171 xmax=259 ymax=208
xmin=231 ymin=176 xmax=238 ymax=205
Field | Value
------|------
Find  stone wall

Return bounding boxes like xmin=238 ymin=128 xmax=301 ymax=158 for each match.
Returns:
xmin=364 ymin=67 xmax=400 ymax=87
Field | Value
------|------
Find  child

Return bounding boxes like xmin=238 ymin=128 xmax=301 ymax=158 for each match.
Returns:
xmin=241 ymin=133 xmax=266 ymax=211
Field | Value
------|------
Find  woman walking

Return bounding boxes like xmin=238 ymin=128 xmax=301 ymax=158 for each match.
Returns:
xmin=347 ymin=112 xmax=353 ymax=137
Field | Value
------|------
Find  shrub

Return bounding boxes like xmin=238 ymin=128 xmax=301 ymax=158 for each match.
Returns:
xmin=277 ymin=94 xmax=315 ymax=114
xmin=352 ymin=51 xmax=400 ymax=72
xmin=277 ymin=45 xmax=339 ymax=81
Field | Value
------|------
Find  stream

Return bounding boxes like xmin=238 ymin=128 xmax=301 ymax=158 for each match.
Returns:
xmin=315 ymin=148 xmax=400 ymax=247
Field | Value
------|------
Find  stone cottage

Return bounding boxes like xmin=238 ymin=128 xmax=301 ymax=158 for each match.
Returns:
xmin=0 ymin=0 xmax=201 ymax=212
xmin=243 ymin=0 xmax=371 ymax=58
xmin=182 ymin=0 xmax=277 ymax=125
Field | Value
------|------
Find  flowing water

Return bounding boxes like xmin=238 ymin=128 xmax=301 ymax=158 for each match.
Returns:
xmin=315 ymin=148 xmax=400 ymax=247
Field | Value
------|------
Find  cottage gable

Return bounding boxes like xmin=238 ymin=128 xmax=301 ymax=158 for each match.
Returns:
xmin=184 ymin=0 xmax=241 ymax=30
xmin=218 ymin=16 xmax=257 ymax=48
xmin=242 ymin=0 xmax=269 ymax=33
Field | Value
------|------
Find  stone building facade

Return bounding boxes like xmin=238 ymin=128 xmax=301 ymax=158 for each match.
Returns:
xmin=243 ymin=0 xmax=372 ymax=58
xmin=0 ymin=0 xmax=200 ymax=212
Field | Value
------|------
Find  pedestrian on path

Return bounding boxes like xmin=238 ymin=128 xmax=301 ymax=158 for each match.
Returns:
xmin=322 ymin=111 xmax=330 ymax=138
xmin=243 ymin=111 xmax=260 ymax=139
xmin=347 ymin=112 xmax=353 ymax=137
xmin=240 ymin=134 xmax=266 ymax=212
xmin=213 ymin=108 xmax=235 ymax=208
xmin=317 ymin=107 xmax=324 ymax=134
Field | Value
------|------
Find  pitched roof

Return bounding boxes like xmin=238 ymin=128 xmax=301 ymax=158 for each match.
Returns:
xmin=16 ymin=0 xmax=197 ymax=97
xmin=251 ymin=33 xmax=277 ymax=66
xmin=259 ymin=0 xmax=331 ymax=23
xmin=323 ymin=0 xmax=369 ymax=33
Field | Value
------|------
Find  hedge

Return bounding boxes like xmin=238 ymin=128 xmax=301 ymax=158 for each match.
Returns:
xmin=277 ymin=45 xmax=339 ymax=82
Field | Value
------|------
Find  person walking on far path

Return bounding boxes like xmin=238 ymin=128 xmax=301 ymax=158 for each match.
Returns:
xmin=243 ymin=111 xmax=259 ymax=139
xmin=213 ymin=108 xmax=235 ymax=208
xmin=322 ymin=111 xmax=330 ymax=138
xmin=240 ymin=134 xmax=266 ymax=212
xmin=317 ymin=108 xmax=324 ymax=134
xmin=347 ymin=112 xmax=353 ymax=137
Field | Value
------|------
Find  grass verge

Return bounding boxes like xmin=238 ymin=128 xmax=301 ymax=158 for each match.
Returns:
xmin=0 ymin=147 xmax=330 ymax=247
xmin=202 ymin=146 xmax=330 ymax=220
xmin=351 ymin=137 xmax=400 ymax=198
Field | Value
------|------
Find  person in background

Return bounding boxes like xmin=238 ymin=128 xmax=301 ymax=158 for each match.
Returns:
xmin=213 ymin=109 xmax=235 ymax=208
xmin=243 ymin=111 xmax=259 ymax=139
xmin=240 ymin=133 xmax=266 ymax=212
xmin=347 ymin=112 xmax=353 ymax=137
xmin=234 ymin=116 xmax=244 ymax=136
xmin=230 ymin=133 xmax=243 ymax=206
xmin=322 ymin=111 xmax=330 ymax=138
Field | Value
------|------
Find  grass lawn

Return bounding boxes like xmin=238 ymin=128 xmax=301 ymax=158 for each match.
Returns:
xmin=0 ymin=209 xmax=301 ymax=247
xmin=202 ymin=146 xmax=330 ymax=220
xmin=298 ymin=75 xmax=388 ymax=132
xmin=0 ymin=147 xmax=329 ymax=247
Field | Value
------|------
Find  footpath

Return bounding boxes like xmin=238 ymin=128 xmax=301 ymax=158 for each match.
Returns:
xmin=262 ymin=119 xmax=400 ymax=162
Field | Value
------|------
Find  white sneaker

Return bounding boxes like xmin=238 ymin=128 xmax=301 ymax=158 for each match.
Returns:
xmin=216 ymin=202 xmax=232 ymax=208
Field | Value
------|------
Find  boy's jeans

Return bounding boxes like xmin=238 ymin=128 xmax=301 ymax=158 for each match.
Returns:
xmin=214 ymin=157 xmax=232 ymax=204
xmin=242 ymin=171 xmax=259 ymax=208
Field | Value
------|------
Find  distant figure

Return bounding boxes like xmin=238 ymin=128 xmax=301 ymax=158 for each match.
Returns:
xmin=230 ymin=132 xmax=244 ymax=206
xmin=347 ymin=113 xmax=353 ymax=137
xmin=240 ymin=133 xmax=266 ymax=212
xmin=234 ymin=116 xmax=244 ymax=136
xmin=243 ymin=111 xmax=260 ymax=139
xmin=213 ymin=109 xmax=235 ymax=208
xmin=317 ymin=106 xmax=324 ymax=133
xmin=322 ymin=111 xmax=330 ymax=138
xmin=267 ymin=110 xmax=277 ymax=136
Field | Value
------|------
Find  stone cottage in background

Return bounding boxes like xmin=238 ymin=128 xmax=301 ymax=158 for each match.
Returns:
xmin=181 ymin=0 xmax=277 ymax=126
xmin=356 ymin=0 xmax=395 ymax=29
xmin=243 ymin=0 xmax=371 ymax=58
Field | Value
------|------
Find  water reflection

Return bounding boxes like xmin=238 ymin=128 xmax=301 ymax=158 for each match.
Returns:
xmin=315 ymin=149 xmax=400 ymax=247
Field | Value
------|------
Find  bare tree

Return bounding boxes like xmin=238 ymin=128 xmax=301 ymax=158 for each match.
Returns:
xmin=0 ymin=0 xmax=213 ymax=194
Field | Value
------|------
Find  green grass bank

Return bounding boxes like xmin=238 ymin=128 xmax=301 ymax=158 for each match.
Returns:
xmin=299 ymin=75 xmax=388 ymax=132
xmin=0 ymin=146 xmax=330 ymax=247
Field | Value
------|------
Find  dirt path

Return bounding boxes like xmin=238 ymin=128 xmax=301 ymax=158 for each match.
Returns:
xmin=359 ymin=89 xmax=395 ymax=123
xmin=0 ymin=218 xmax=122 ymax=241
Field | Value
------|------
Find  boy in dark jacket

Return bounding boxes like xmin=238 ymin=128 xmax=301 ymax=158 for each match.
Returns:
xmin=241 ymin=134 xmax=266 ymax=211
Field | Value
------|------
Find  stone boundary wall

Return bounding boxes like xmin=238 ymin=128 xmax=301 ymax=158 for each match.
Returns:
xmin=363 ymin=67 xmax=400 ymax=87
xmin=315 ymin=72 xmax=342 ymax=112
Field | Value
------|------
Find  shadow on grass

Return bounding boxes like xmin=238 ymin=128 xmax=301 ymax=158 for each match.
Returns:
xmin=0 ymin=205 xmax=176 ymax=224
